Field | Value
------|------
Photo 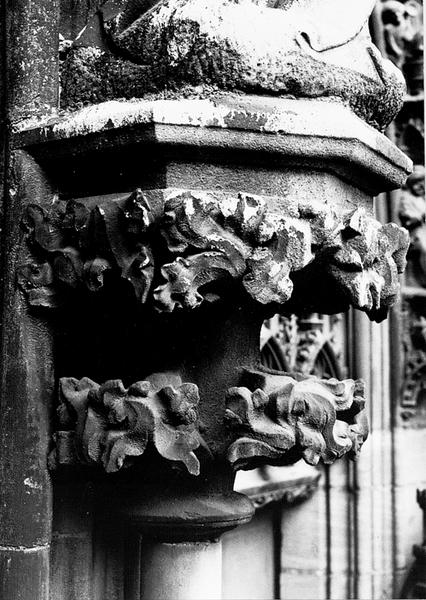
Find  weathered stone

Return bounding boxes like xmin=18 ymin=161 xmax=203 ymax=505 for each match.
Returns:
xmin=51 ymin=363 xmax=369 ymax=478
xmin=19 ymin=189 xmax=409 ymax=322
xmin=323 ymin=208 xmax=409 ymax=322
xmin=3 ymin=0 xmax=416 ymax=597
xmin=51 ymin=372 xmax=203 ymax=475
xmin=225 ymin=369 xmax=367 ymax=471
xmin=60 ymin=0 xmax=406 ymax=131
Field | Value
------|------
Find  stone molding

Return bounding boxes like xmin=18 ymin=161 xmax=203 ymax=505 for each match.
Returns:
xmin=105 ymin=488 xmax=255 ymax=542
xmin=246 ymin=480 xmax=319 ymax=510
xmin=235 ymin=462 xmax=321 ymax=510
xmin=14 ymin=97 xmax=411 ymax=194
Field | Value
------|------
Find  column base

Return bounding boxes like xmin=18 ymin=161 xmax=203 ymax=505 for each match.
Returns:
xmin=106 ymin=488 xmax=254 ymax=542
xmin=101 ymin=486 xmax=254 ymax=600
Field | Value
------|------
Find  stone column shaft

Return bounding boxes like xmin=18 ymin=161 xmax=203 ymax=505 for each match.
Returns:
xmin=140 ymin=541 xmax=222 ymax=600
xmin=0 ymin=0 xmax=59 ymax=592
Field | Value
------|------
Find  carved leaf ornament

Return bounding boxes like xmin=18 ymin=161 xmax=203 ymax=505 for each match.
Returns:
xmin=52 ymin=367 xmax=368 ymax=474
xmin=52 ymin=373 xmax=203 ymax=475
xmin=225 ymin=370 xmax=368 ymax=471
xmin=325 ymin=208 xmax=409 ymax=321
xmin=27 ymin=190 xmax=393 ymax=475
xmin=20 ymin=189 xmax=409 ymax=321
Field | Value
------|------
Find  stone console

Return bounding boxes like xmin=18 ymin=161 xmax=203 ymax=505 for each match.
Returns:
xmin=9 ymin=1 xmax=413 ymax=598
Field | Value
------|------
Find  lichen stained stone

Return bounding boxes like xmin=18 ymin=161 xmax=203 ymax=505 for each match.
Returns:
xmin=60 ymin=0 xmax=405 ymax=130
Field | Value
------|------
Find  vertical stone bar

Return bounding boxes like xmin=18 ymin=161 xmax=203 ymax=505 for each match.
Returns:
xmin=5 ymin=0 xmax=59 ymax=122
xmin=124 ymin=533 xmax=142 ymax=600
xmin=351 ymin=314 xmax=394 ymax=598
xmin=350 ymin=310 xmax=374 ymax=599
xmin=0 ymin=172 xmax=54 ymax=595
xmin=0 ymin=152 xmax=56 ymax=600
xmin=0 ymin=2 xmax=59 ymax=598
xmin=0 ymin=549 xmax=51 ymax=600
xmin=50 ymin=480 xmax=95 ymax=600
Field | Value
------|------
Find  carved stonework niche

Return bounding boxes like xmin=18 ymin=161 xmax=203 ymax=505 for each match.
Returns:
xmin=19 ymin=188 xmax=409 ymax=322
xmin=60 ymin=0 xmax=405 ymax=130
xmin=394 ymin=103 xmax=425 ymax=424
xmin=261 ymin=313 xmax=345 ymax=378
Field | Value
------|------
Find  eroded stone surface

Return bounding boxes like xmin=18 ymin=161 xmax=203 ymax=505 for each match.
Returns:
xmin=225 ymin=368 xmax=368 ymax=470
xmin=51 ymin=365 xmax=368 ymax=476
xmin=323 ymin=208 xmax=410 ymax=322
xmin=18 ymin=188 xmax=409 ymax=321
xmin=14 ymin=97 xmax=412 ymax=196
xmin=60 ymin=0 xmax=405 ymax=130
xmin=51 ymin=372 xmax=203 ymax=475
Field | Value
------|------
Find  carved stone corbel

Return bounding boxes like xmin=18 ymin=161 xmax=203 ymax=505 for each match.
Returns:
xmin=14 ymin=1 xmax=413 ymax=594
xmin=17 ymin=186 xmax=406 ymax=501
